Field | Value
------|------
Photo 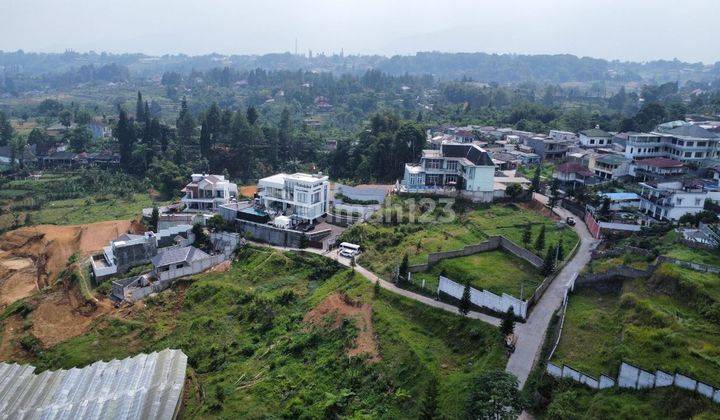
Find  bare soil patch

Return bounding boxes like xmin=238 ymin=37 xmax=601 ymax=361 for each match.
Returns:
xmin=0 ymin=315 xmax=25 ymax=361
xmin=239 ymin=185 xmax=258 ymax=198
xmin=0 ymin=220 xmax=134 ymax=308
xmin=304 ymin=293 xmax=380 ymax=363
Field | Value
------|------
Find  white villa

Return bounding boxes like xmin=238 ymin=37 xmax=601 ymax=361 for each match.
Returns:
xmin=401 ymin=142 xmax=495 ymax=202
xmin=181 ymin=174 xmax=238 ymax=212
xmin=638 ymin=180 xmax=708 ymax=221
xmin=257 ymin=173 xmax=329 ymax=221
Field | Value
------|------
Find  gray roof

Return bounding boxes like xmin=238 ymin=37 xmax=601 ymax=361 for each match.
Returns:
xmin=151 ymin=246 xmax=209 ymax=268
xmin=0 ymin=349 xmax=187 ymax=420
xmin=658 ymin=124 xmax=719 ymax=139
xmin=580 ymin=128 xmax=612 ymax=137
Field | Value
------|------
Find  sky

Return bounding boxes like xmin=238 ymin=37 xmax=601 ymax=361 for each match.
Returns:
xmin=1 ymin=0 xmax=719 ymax=63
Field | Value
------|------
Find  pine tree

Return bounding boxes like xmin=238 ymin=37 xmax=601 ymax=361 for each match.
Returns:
xmin=542 ymin=246 xmax=556 ymax=276
xmin=548 ymin=178 xmax=560 ymax=208
xmin=246 ymin=106 xmax=259 ymax=126
xmin=531 ymin=165 xmax=541 ymax=193
xmin=398 ymin=253 xmax=409 ymax=285
xmin=522 ymin=223 xmax=532 ymax=248
xmin=150 ymin=207 xmax=159 ymax=232
xmin=373 ymin=279 xmax=380 ymax=298
xmin=135 ymin=91 xmax=144 ymax=121
xmin=458 ymin=282 xmax=471 ymax=315
xmin=556 ymin=239 xmax=565 ymax=262
xmin=278 ymin=108 xmax=292 ymax=162
xmin=199 ymin=117 xmax=211 ymax=159
xmin=534 ymin=225 xmax=546 ymax=252
xmin=176 ymin=97 xmax=195 ymax=160
xmin=115 ymin=109 xmax=135 ymax=171
xmin=500 ymin=308 xmax=515 ymax=336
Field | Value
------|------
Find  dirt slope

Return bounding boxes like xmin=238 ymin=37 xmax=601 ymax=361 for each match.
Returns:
xmin=304 ymin=293 xmax=380 ymax=363
xmin=0 ymin=220 xmax=138 ymax=309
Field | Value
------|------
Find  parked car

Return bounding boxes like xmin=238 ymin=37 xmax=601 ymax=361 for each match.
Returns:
xmin=566 ymin=217 xmax=576 ymax=226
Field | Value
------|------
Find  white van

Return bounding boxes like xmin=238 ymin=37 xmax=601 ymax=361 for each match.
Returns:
xmin=339 ymin=242 xmax=360 ymax=258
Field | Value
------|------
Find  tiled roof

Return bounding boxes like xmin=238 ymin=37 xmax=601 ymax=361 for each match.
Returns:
xmin=440 ymin=143 xmax=494 ymax=166
xmin=635 ymin=157 xmax=684 ymax=169
xmin=659 ymin=124 xmax=719 ymax=139
xmin=0 ymin=349 xmax=187 ymax=420
xmin=151 ymin=246 xmax=209 ymax=267
xmin=580 ymin=128 xmax=612 ymax=137
xmin=555 ymin=162 xmax=592 ymax=176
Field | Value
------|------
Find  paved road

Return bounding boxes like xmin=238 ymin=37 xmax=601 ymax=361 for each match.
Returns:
xmin=505 ymin=194 xmax=599 ymax=389
xmin=252 ymin=242 xmax=501 ymax=326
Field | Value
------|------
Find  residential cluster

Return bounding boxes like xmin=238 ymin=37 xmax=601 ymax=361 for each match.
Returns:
xmin=399 ymin=120 xmax=720 ymax=231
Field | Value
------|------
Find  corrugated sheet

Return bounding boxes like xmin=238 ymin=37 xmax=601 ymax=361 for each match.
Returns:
xmin=0 ymin=349 xmax=187 ymax=420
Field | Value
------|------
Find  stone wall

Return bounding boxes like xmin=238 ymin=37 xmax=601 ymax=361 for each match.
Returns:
xmin=236 ymin=220 xmax=304 ymax=248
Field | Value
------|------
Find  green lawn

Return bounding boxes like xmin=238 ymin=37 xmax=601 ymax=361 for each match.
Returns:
xmin=13 ymin=247 xmax=507 ymax=418
xmin=345 ymin=202 xmax=578 ymax=281
xmin=552 ymin=272 xmax=720 ymax=386
xmin=412 ymin=250 xmax=544 ymax=297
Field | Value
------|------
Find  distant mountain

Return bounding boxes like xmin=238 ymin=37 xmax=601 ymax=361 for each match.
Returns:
xmin=1 ymin=50 xmax=718 ymax=85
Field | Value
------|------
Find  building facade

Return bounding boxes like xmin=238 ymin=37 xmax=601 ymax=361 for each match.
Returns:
xmin=579 ymin=128 xmax=613 ymax=148
xmin=401 ymin=142 xmax=495 ymax=202
xmin=638 ymin=180 xmax=708 ymax=221
xmin=257 ymin=172 xmax=329 ymax=221
xmin=181 ymin=174 xmax=238 ymax=212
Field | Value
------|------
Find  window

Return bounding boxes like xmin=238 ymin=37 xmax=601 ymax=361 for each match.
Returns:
xmin=695 ymin=152 xmax=703 ymax=158
xmin=426 ymin=159 xmax=441 ymax=169
xmin=446 ymin=161 xmax=458 ymax=171
xmin=589 ymin=139 xmax=595 ymax=145
xmin=296 ymin=192 xmax=308 ymax=203
xmin=676 ymin=198 xmax=683 ymax=205
xmin=695 ymin=198 xmax=702 ymax=206
xmin=312 ymin=191 xmax=321 ymax=204
xmin=685 ymin=152 xmax=692 ymax=157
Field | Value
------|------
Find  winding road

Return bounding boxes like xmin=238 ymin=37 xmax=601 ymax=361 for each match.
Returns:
xmin=251 ymin=194 xmax=597 ymax=394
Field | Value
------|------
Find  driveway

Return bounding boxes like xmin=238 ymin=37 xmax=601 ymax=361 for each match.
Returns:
xmin=505 ymin=194 xmax=599 ymax=388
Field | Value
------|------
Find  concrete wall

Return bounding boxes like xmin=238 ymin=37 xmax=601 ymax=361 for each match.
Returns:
xmin=657 ymin=256 xmax=720 ymax=274
xmin=438 ymin=275 xmax=528 ymax=318
xmin=408 ymin=235 xmax=542 ymax=273
xmin=548 ymin=360 xmax=720 ymax=404
xmin=237 ymin=220 xmax=304 ymax=248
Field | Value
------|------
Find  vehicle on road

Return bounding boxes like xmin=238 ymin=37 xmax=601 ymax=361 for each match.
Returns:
xmin=566 ymin=216 xmax=576 ymax=226
xmin=339 ymin=242 xmax=360 ymax=258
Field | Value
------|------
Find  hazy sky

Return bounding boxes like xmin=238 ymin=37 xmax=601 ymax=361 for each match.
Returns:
xmin=1 ymin=0 xmax=719 ymax=63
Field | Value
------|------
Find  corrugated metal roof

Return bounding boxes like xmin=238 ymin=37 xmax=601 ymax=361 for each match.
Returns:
xmin=0 ymin=349 xmax=187 ymax=420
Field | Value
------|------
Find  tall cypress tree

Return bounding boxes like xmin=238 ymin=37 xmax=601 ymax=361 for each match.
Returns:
xmin=458 ymin=282 xmax=471 ymax=315
xmin=115 ymin=109 xmax=135 ymax=171
xmin=135 ymin=91 xmax=144 ymax=121
xmin=278 ymin=108 xmax=292 ymax=162
xmin=534 ymin=225 xmax=546 ymax=252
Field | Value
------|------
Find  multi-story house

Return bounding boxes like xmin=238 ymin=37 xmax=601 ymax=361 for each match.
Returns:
xmin=181 ymin=174 xmax=238 ymax=212
xmin=631 ymin=157 xmax=686 ymax=180
xmin=549 ymin=130 xmax=577 ymax=142
xmin=638 ymin=180 xmax=708 ymax=221
xmin=620 ymin=123 xmax=720 ymax=164
xmin=401 ymin=142 xmax=495 ymax=202
xmin=553 ymin=162 xmax=596 ymax=187
xmin=257 ymin=172 xmax=329 ymax=221
xmin=524 ymin=136 xmax=569 ymax=161
xmin=579 ymin=127 xmax=613 ymax=148
xmin=589 ymin=154 xmax=630 ymax=181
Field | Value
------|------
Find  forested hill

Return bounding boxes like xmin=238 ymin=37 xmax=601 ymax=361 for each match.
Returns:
xmin=1 ymin=50 xmax=719 ymax=84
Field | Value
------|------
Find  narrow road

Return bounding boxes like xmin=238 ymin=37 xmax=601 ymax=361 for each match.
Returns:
xmin=249 ymin=193 xmax=597 ymax=392
xmin=505 ymin=194 xmax=599 ymax=389
xmin=252 ymin=242 xmax=501 ymax=326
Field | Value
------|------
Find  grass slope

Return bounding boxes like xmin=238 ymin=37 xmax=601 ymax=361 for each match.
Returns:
xmin=413 ymin=250 xmax=544 ymax=297
xmin=18 ymin=247 xmax=506 ymax=418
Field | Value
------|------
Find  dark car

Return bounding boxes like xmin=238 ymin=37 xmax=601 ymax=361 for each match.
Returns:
xmin=566 ymin=217 xmax=576 ymax=226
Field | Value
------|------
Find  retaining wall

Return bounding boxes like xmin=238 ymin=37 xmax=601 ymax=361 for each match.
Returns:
xmin=236 ymin=220 xmax=304 ymax=248
xmin=438 ymin=276 xmax=528 ymax=318
xmin=548 ymin=361 xmax=720 ymax=404
xmin=407 ymin=235 xmax=542 ymax=273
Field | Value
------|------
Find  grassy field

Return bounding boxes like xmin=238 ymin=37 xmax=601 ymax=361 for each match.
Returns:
xmin=552 ymin=270 xmax=720 ymax=386
xmin=13 ymin=247 xmax=507 ymax=418
xmin=0 ymin=173 xmax=161 ymax=229
xmin=345 ymin=201 xmax=578 ymax=280
xmin=657 ymin=230 xmax=720 ymax=267
xmin=412 ymin=250 xmax=544 ymax=297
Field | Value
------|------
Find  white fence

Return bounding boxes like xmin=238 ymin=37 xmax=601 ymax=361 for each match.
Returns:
xmin=546 ymin=362 xmax=615 ymax=390
xmin=547 ymin=361 xmax=720 ymax=404
xmin=438 ymin=276 xmax=528 ymax=318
